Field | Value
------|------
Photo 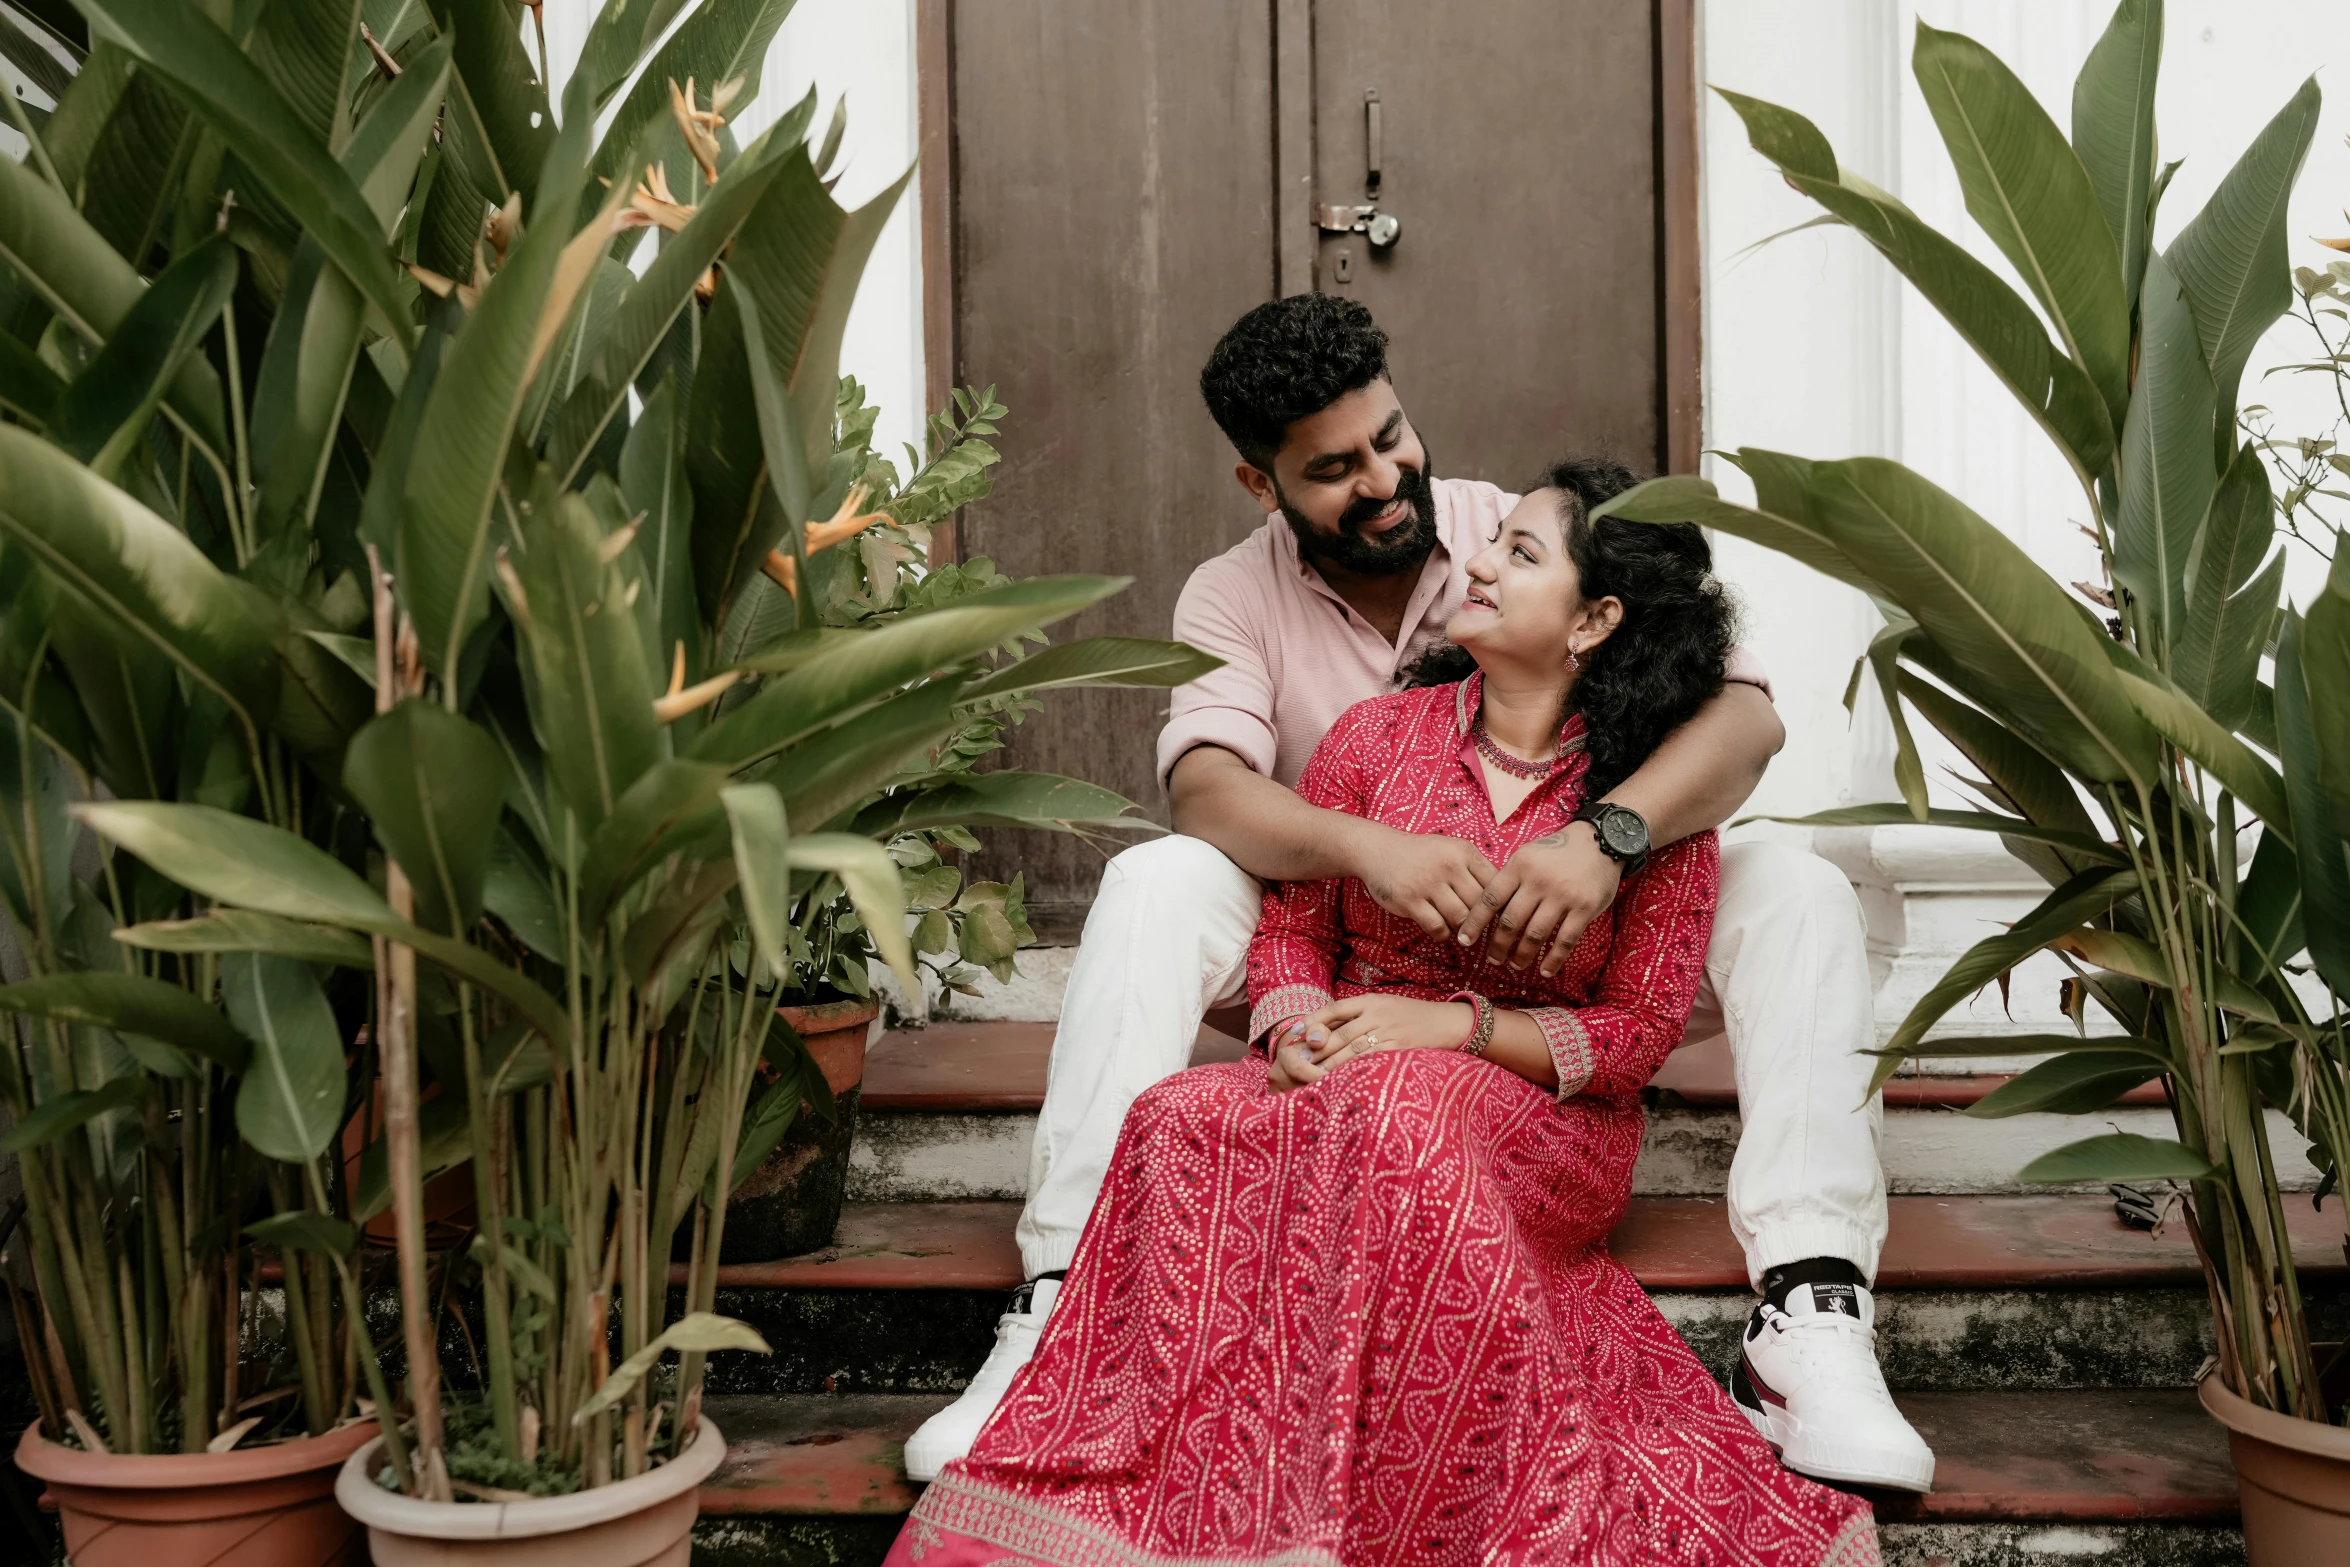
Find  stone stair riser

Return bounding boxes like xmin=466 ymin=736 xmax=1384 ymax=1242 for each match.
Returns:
xmin=847 ymin=1106 xmax=2322 ymax=1204
xmin=686 ymin=1281 xmax=2347 ymax=1396
xmin=692 ymin=1518 xmax=2250 ymax=1567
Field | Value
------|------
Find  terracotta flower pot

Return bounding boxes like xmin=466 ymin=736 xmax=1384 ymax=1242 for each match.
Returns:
xmin=15 ymin=1417 xmax=378 ymax=1567
xmin=719 ymin=996 xmax=881 ymax=1262
xmin=2199 ymin=1366 xmax=2350 ymax=1561
xmin=333 ymin=1414 xmax=726 ymax=1566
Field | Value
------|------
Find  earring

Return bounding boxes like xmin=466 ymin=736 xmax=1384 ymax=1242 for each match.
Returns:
xmin=1564 ymin=646 xmax=1582 ymax=674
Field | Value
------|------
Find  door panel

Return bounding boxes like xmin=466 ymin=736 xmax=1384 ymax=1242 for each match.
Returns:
xmin=945 ymin=1 xmax=1278 ymax=930
xmin=934 ymin=1 xmax=1689 ymax=927
xmin=1310 ymin=1 xmax=1663 ymax=489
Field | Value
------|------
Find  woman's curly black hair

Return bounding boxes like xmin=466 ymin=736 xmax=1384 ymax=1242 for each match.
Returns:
xmin=1407 ymin=456 xmax=1736 ymax=798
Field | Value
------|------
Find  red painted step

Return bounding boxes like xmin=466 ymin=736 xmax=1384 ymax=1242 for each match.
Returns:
xmin=689 ymin=1194 xmax=2345 ymax=1292
xmin=697 ymin=1387 xmax=2236 ymax=1523
xmin=861 ymin=1022 xmax=2169 ymax=1113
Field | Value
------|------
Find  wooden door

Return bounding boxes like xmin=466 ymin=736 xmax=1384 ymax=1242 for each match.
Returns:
xmin=926 ymin=1 xmax=1698 ymax=933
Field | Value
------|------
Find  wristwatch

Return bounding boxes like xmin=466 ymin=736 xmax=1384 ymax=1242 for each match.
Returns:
xmin=1572 ymin=800 xmax=1651 ymax=875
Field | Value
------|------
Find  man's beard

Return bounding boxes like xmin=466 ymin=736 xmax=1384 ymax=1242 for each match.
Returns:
xmin=1282 ymin=460 xmax=1437 ymax=577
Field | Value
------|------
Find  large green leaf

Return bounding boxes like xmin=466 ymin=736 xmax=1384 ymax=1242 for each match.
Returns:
xmin=243 ymin=0 xmax=363 ymax=149
xmin=1913 ymin=20 xmax=2132 ymax=424
xmin=783 ymin=832 xmax=915 ymax=995
xmin=589 ymin=0 xmax=797 ymax=190
xmin=2165 ymin=75 xmax=2321 ymax=418
xmin=620 ymin=376 xmax=700 ymax=695
xmin=574 ymin=0 xmax=700 ymax=105
xmin=2016 ymin=1131 xmax=2213 ymax=1183
xmin=0 ymin=1077 xmax=145 ymax=1154
xmin=577 ymin=757 xmax=732 ymax=925
xmin=504 ymin=489 xmax=664 ymax=834
xmin=1883 ymin=864 xmax=2137 ymax=1066
xmin=695 ymin=576 xmax=1128 ymax=767
xmin=50 ymin=231 xmax=236 ymax=478
xmin=572 ymin=1311 xmax=769 ymax=1425
xmin=1712 ymin=90 xmax=2114 ymax=483
xmin=351 ymin=1091 xmax=470 ymax=1222
xmin=76 ymin=800 xmax=393 ymax=926
xmin=0 ymin=152 xmax=226 ymax=456
xmin=114 ymin=908 xmax=375 ymax=969
xmin=0 ymin=425 xmax=278 ymax=736
xmin=758 ymin=682 xmax=960 ymax=832
xmin=2267 ymin=617 xmax=2347 ymax=992
xmin=1964 ymin=1049 xmax=2166 ymax=1119
xmin=721 ymin=781 xmax=790 ymax=978
xmin=77 ymin=799 xmax=576 ymax=1043
xmin=2173 ymin=447 xmax=2279 ymax=731
xmin=343 ymin=700 xmax=508 ymax=936
xmin=2070 ymin=0 xmax=2162 ymax=306
xmin=1739 ymin=804 xmax=2122 ymax=866
xmin=1897 ymin=669 xmax=2108 ymax=884
xmin=244 ymin=1210 xmax=358 ymax=1258
xmin=398 ymin=70 xmax=598 ymax=680
xmin=2297 ymin=546 xmax=2350 ymax=841
xmin=692 ymin=153 xmax=913 ymax=611
xmin=2116 ymin=670 xmax=2290 ymax=837
xmin=422 ymin=0 xmax=550 ymax=209
xmin=2116 ymin=251 xmax=2217 ymax=642
xmin=250 ymin=39 xmax=452 ymax=545
xmin=850 ymin=772 xmax=1154 ymax=840
xmin=1795 ymin=455 xmax=2159 ymax=787
xmin=547 ymin=107 xmax=812 ymax=484
xmin=959 ymin=636 xmax=1224 ymax=701
xmin=0 ymin=972 xmax=249 ymax=1074
xmin=74 ymin=0 xmax=415 ymax=356
xmin=225 ymin=953 xmax=347 ymax=1163
xmin=1593 ymin=466 xmax=1883 ymax=599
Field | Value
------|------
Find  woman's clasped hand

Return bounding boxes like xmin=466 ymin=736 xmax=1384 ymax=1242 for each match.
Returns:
xmin=1265 ymin=993 xmax=1478 ymax=1091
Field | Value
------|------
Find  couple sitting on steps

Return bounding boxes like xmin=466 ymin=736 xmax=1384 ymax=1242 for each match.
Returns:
xmin=884 ymin=295 xmax=1927 ymax=1567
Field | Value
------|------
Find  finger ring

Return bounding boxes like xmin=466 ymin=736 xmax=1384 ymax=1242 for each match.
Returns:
xmin=1361 ymin=1033 xmax=1380 ymax=1048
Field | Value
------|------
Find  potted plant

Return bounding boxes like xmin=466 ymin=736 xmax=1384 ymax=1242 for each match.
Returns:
xmin=719 ymin=379 xmax=1062 ymax=1263
xmin=0 ymin=1 xmax=436 ymax=1558
xmin=1601 ymin=0 xmax=2350 ymax=1553
xmin=40 ymin=1 xmax=1209 ymax=1557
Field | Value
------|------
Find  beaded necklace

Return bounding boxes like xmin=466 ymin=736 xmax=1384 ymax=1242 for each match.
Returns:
xmin=1472 ymin=719 xmax=1561 ymax=780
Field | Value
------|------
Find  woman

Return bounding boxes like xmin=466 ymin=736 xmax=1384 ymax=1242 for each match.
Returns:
xmin=888 ymin=459 xmax=1879 ymax=1567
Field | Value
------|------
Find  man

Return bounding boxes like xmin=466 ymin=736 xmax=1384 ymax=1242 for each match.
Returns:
xmin=907 ymin=295 xmax=1934 ymax=1493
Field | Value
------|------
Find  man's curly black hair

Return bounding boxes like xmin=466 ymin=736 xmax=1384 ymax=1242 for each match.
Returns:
xmin=1407 ymin=456 xmax=1735 ymax=799
xmin=1199 ymin=294 xmax=1390 ymax=470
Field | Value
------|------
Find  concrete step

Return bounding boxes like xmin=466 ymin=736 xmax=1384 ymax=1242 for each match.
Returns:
xmin=686 ymin=1389 xmax=2246 ymax=1567
xmin=682 ymin=1198 xmax=2349 ymax=1397
xmin=848 ymin=1025 xmax=2321 ymax=1201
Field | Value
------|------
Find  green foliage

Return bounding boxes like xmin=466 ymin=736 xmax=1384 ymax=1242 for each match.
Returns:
xmin=1642 ymin=0 xmax=2350 ymax=1423
xmin=0 ymin=0 xmax=1204 ymax=1486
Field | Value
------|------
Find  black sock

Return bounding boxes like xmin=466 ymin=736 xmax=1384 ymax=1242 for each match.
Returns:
xmin=1760 ymin=1256 xmax=1864 ymax=1313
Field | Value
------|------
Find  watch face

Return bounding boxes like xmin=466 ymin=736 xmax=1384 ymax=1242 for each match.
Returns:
xmin=1599 ymin=810 xmax=1649 ymax=858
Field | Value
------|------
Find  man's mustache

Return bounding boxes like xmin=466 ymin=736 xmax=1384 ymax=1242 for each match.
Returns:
xmin=1340 ymin=474 xmax=1423 ymax=529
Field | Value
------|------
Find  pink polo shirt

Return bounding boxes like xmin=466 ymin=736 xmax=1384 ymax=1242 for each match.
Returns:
xmin=1156 ymin=477 xmax=1769 ymax=789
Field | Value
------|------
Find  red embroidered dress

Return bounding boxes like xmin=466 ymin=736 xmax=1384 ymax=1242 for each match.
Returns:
xmin=889 ymin=679 xmax=1878 ymax=1567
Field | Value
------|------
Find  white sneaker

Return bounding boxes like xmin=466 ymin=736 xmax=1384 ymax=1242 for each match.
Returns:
xmin=1731 ymin=1281 xmax=1936 ymax=1493
xmin=904 ymin=1277 xmax=1060 ymax=1482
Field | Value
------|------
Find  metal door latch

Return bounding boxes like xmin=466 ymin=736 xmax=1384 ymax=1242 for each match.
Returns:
xmin=1314 ymin=89 xmax=1401 ymax=248
xmin=1314 ymin=204 xmax=1401 ymax=248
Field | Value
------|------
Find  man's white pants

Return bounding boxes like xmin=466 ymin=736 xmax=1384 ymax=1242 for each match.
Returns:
xmin=1014 ymin=834 xmax=1887 ymax=1288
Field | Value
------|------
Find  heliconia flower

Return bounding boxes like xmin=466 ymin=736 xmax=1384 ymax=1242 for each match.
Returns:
xmin=758 ymin=487 xmax=892 ymax=601
xmin=670 ymin=76 xmax=727 ymax=188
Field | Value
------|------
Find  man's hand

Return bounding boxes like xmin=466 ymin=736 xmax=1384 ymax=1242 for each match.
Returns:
xmin=1455 ymin=822 xmax=1622 ymax=975
xmin=1354 ymin=826 xmax=1496 ymax=939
